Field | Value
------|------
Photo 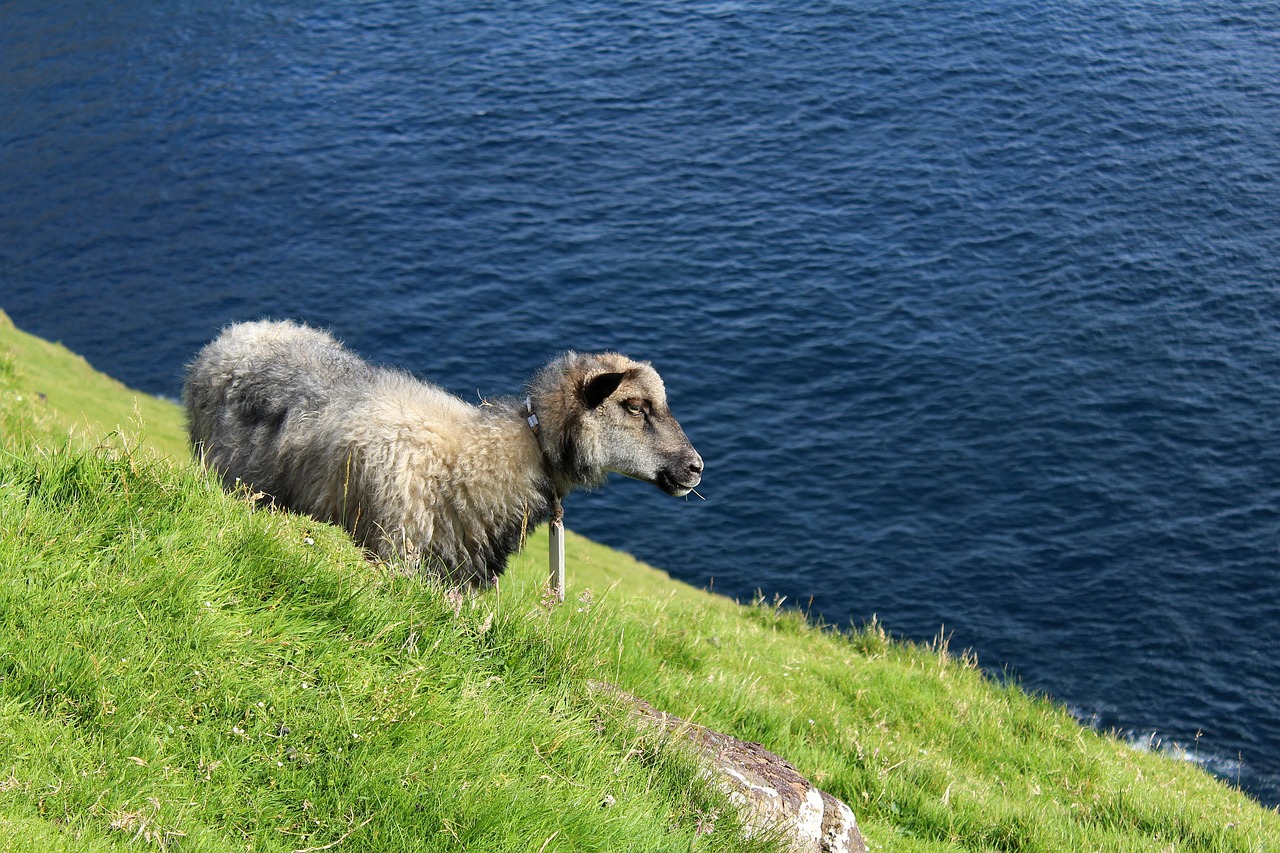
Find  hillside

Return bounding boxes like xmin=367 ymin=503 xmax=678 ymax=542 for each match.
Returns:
xmin=1 ymin=309 xmax=1277 ymax=851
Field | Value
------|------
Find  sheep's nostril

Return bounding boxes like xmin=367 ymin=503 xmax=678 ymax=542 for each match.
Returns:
xmin=688 ymin=457 xmax=704 ymax=476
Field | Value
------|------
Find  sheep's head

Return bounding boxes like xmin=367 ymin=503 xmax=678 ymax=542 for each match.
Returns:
xmin=529 ymin=352 xmax=704 ymax=498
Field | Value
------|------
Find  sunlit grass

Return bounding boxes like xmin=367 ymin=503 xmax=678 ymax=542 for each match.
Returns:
xmin=0 ymin=439 xmax=769 ymax=852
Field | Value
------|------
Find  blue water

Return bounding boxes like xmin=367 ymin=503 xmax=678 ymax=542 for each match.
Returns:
xmin=3 ymin=0 xmax=1279 ymax=807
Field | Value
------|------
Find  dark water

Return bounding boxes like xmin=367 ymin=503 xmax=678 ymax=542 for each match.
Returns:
xmin=3 ymin=1 xmax=1279 ymax=806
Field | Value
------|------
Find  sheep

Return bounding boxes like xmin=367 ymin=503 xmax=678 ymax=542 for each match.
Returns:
xmin=183 ymin=320 xmax=704 ymax=587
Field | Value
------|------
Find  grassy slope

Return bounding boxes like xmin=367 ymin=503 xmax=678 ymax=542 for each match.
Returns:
xmin=1 ymin=309 xmax=1277 ymax=852
xmin=0 ymin=312 xmax=187 ymax=460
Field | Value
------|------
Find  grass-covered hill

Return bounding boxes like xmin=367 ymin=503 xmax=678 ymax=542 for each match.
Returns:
xmin=1 ymin=309 xmax=1277 ymax=852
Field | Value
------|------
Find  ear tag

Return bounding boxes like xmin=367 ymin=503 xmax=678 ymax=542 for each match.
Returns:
xmin=524 ymin=396 xmax=540 ymax=433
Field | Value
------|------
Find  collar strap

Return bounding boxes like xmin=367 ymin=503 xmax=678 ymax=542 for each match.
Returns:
xmin=525 ymin=396 xmax=564 ymax=603
xmin=523 ymin=396 xmax=561 ymax=511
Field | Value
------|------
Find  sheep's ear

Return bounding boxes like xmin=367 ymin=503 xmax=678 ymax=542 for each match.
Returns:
xmin=581 ymin=371 xmax=626 ymax=409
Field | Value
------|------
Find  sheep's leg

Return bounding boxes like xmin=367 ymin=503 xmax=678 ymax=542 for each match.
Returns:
xmin=548 ymin=518 xmax=565 ymax=604
xmin=548 ymin=495 xmax=566 ymax=604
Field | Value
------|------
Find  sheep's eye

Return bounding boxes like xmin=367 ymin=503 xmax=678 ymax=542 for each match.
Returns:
xmin=625 ymin=401 xmax=645 ymax=416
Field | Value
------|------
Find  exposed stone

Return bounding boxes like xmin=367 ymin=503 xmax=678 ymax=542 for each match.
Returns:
xmin=590 ymin=682 xmax=866 ymax=853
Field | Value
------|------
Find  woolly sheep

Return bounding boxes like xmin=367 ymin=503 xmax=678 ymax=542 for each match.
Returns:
xmin=184 ymin=320 xmax=703 ymax=586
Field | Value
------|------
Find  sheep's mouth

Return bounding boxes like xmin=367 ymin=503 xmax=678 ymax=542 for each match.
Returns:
xmin=656 ymin=471 xmax=701 ymax=497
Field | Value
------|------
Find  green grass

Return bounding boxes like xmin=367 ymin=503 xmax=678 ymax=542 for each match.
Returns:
xmin=0 ymin=312 xmax=187 ymax=460
xmin=0 ymin=445 xmax=764 ymax=853
xmin=1 ymin=308 xmax=1277 ymax=851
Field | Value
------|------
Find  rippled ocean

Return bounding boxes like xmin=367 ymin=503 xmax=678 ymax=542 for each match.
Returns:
xmin=3 ymin=1 xmax=1278 ymax=805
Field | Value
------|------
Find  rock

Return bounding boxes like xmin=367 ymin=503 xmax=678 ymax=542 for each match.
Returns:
xmin=590 ymin=682 xmax=866 ymax=853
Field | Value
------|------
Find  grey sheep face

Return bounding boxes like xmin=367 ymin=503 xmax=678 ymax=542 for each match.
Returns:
xmin=562 ymin=355 xmax=704 ymax=498
xmin=529 ymin=350 xmax=706 ymax=499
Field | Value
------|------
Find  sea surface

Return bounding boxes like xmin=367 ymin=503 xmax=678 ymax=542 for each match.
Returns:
xmin=2 ymin=0 xmax=1278 ymax=806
